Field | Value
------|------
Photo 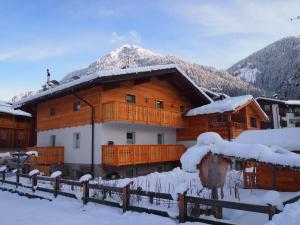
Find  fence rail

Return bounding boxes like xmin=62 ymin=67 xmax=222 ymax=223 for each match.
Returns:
xmin=0 ymin=170 xmax=288 ymax=225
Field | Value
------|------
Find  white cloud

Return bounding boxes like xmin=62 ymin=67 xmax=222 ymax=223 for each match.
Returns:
xmin=169 ymin=0 xmax=300 ymax=37
xmin=110 ymin=31 xmax=142 ymax=44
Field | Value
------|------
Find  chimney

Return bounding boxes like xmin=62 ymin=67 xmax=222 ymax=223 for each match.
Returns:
xmin=47 ymin=69 xmax=51 ymax=84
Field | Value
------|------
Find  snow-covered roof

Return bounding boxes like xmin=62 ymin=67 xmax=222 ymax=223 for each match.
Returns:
xmin=181 ymin=132 xmax=300 ymax=172
xmin=234 ymin=128 xmax=300 ymax=151
xmin=0 ymin=101 xmax=31 ymax=117
xmin=285 ymin=100 xmax=300 ymax=106
xmin=256 ymin=97 xmax=300 ymax=106
xmin=14 ymin=64 xmax=213 ymax=108
xmin=186 ymin=95 xmax=268 ymax=120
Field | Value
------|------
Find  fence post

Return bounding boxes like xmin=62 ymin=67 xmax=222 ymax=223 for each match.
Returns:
xmin=82 ymin=181 xmax=89 ymax=205
xmin=122 ymin=184 xmax=130 ymax=213
xmin=179 ymin=193 xmax=187 ymax=223
xmin=32 ymin=174 xmax=38 ymax=192
xmin=1 ymin=171 xmax=5 ymax=183
xmin=54 ymin=176 xmax=60 ymax=198
xmin=16 ymin=170 xmax=20 ymax=188
xmin=268 ymin=205 xmax=276 ymax=220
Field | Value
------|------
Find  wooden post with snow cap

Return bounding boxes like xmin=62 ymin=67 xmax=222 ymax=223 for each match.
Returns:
xmin=51 ymin=171 xmax=62 ymax=198
xmin=268 ymin=204 xmax=277 ymax=220
xmin=16 ymin=169 xmax=20 ymax=188
xmin=0 ymin=166 xmax=6 ymax=183
xmin=80 ymin=174 xmax=92 ymax=205
xmin=122 ymin=184 xmax=130 ymax=213
xmin=31 ymin=174 xmax=38 ymax=192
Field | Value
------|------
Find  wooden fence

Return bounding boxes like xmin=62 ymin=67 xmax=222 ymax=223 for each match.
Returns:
xmin=0 ymin=170 xmax=293 ymax=225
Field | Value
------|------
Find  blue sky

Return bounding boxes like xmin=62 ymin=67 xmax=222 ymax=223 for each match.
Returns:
xmin=0 ymin=0 xmax=299 ymax=101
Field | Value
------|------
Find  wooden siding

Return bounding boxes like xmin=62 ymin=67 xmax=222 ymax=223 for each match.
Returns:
xmin=102 ymin=144 xmax=186 ymax=166
xmin=244 ymin=162 xmax=300 ymax=192
xmin=0 ymin=113 xmax=32 ymax=149
xmin=36 ymin=78 xmax=193 ymax=131
xmin=177 ymin=103 xmax=261 ymax=141
xmin=37 ymin=86 xmax=102 ymax=131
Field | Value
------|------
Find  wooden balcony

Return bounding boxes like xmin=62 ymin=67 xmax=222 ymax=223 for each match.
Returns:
xmin=102 ymin=144 xmax=186 ymax=166
xmin=25 ymin=146 xmax=64 ymax=165
xmin=102 ymin=101 xmax=185 ymax=127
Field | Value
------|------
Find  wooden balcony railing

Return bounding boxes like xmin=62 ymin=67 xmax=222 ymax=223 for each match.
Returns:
xmin=102 ymin=144 xmax=186 ymax=166
xmin=102 ymin=101 xmax=185 ymax=127
xmin=25 ymin=146 xmax=64 ymax=165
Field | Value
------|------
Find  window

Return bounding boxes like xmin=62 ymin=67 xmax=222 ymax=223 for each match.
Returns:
xmin=50 ymin=135 xmax=56 ymax=147
xmin=180 ymin=105 xmax=186 ymax=113
xmin=264 ymin=105 xmax=270 ymax=112
xmin=49 ymin=107 xmax=56 ymax=116
xmin=73 ymin=133 xmax=80 ymax=149
xmin=250 ymin=117 xmax=257 ymax=128
xmin=126 ymin=94 xmax=136 ymax=104
xmin=126 ymin=132 xmax=135 ymax=144
xmin=73 ymin=102 xmax=81 ymax=111
xmin=156 ymin=100 xmax=164 ymax=109
xmin=157 ymin=133 xmax=164 ymax=144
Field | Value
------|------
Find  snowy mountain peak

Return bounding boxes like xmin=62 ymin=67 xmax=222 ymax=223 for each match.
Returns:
xmin=103 ymin=44 xmax=160 ymax=62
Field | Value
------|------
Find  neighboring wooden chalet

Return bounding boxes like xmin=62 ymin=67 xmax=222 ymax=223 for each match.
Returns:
xmin=256 ymin=97 xmax=300 ymax=129
xmin=14 ymin=65 xmax=213 ymax=177
xmin=177 ymin=95 xmax=269 ymax=144
xmin=0 ymin=101 xmax=33 ymax=151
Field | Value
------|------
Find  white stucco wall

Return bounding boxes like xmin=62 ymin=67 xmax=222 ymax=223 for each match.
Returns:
xmin=37 ymin=123 xmax=177 ymax=165
xmin=176 ymin=140 xmax=196 ymax=148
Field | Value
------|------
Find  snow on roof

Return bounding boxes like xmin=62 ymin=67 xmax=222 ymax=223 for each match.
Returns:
xmin=0 ymin=100 xmax=31 ymax=117
xmin=186 ymin=95 xmax=268 ymax=120
xmin=256 ymin=97 xmax=300 ymax=106
xmin=285 ymin=100 xmax=300 ymax=106
xmin=13 ymin=64 xmax=213 ymax=108
xmin=181 ymin=132 xmax=300 ymax=172
xmin=234 ymin=128 xmax=300 ymax=151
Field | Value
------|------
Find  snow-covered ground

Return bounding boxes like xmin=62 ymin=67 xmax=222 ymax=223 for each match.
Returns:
xmin=1 ymin=168 xmax=299 ymax=225
xmin=0 ymin=191 xmax=200 ymax=225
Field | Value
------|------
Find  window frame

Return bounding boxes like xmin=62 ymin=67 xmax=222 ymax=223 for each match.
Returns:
xmin=73 ymin=132 xmax=80 ymax=149
xmin=180 ymin=105 xmax=186 ymax=113
xmin=126 ymin=94 xmax=136 ymax=104
xmin=157 ymin=133 xmax=164 ymax=144
xmin=50 ymin=135 xmax=56 ymax=147
xmin=126 ymin=132 xmax=136 ymax=145
xmin=73 ymin=102 xmax=81 ymax=111
xmin=49 ymin=107 xmax=57 ymax=116
xmin=250 ymin=117 xmax=257 ymax=128
xmin=156 ymin=100 xmax=164 ymax=109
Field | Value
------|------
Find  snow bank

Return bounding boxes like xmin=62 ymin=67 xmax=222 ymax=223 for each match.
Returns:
xmin=234 ymin=128 xmax=300 ymax=151
xmin=26 ymin=151 xmax=38 ymax=157
xmin=29 ymin=169 xmax=39 ymax=176
xmin=186 ymin=95 xmax=254 ymax=116
xmin=263 ymin=191 xmax=283 ymax=210
xmin=265 ymin=199 xmax=300 ymax=225
xmin=0 ymin=165 xmax=7 ymax=172
xmin=79 ymin=174 xmax=92 ymax=182
xmin=181 ymin=132 xmax=300 ymax=172
xmin=50 ymin=171 xmax=62 ymax=178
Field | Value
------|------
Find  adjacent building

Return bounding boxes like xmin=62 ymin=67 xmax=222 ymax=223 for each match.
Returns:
xmin=256 ymin=97 xmax=300 ymax=129
xmin=0 ymin=101 xmax=33 ymax=151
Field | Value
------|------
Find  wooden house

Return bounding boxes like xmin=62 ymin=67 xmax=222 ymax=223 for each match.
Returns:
xmin=14 ymin=65 xmax=213 ymax=177
xmin=177 ymin=95 xmax=269 ymax=145
xmin=256 ymin=97 xmax=300 ymax=129
xmin=0 ymin=101 xmax=33 ymax=151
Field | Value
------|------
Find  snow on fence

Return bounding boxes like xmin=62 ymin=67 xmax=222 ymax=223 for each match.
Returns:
xmin=0 ymin=170 xmax=295 ymax=225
